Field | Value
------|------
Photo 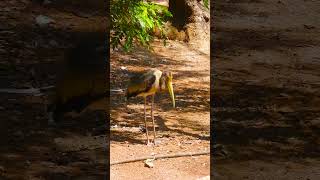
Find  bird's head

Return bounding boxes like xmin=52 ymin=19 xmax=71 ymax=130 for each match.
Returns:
xmin=161 ymin=71 xmax=175 ymax=108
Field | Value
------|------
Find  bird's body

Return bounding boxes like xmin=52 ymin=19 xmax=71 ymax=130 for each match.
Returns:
xmin=126 ymin=68 xmax=175 ymax=145
xmin=48 ymin=40 xmax=108 ymax=125
xmin=127 ymin=69 xmax=162 ymax=98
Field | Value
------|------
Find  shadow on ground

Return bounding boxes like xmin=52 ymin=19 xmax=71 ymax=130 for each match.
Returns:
xmin=110 ymin=42 xmax=210 ymax=145
xmin=0 ymin=0 xmax=108 ymax=179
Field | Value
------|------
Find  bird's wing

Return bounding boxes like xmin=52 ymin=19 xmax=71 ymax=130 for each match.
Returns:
xmin=126 ymin=71 xmax=156 ymax=98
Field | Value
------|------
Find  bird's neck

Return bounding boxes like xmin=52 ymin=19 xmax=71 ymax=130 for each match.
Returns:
xmin=159 ymin=76 xmax=166 ymax=92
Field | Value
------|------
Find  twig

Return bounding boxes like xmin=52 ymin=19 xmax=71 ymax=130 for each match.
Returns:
xmin=111 ymin=150 xmax=210 ymax=165
xmin=0 ymin=86 xmax=122 ymax=95
xmin=0 ymin=86 xmax=55 ymax=95
xmin=0 ymin=88 xmax=41 ymax=94
xmin=110 ymin=89 xmax=124 ymax=93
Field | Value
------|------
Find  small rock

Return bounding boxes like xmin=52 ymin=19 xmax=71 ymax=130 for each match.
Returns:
xmin=139 ymin=125 xmax=146 ymax=132
xmin=213 ymin=144 xmax=225 ymax=152
xmin=25 ymin=160 xmax=31 ymax=166
xmin=287 ymin=137 xmax=304 ymax=145
xmin=279 ymin=93 xmax=290 ymax=98
xmin=73 ymin=12 xmax=92 ymax=18
xmin=309 ymin=118 xmax=320 ymax=128
xmin=120 ymin=66 xmax=127 ymax=70
xmin=35 ymin=15 xmax=54 ymax=27
xmin=304 ymin=24 xmax=315 ymax=29
xmin=0 ymin=165 xmax=5 ymax=174
xmin=144 ymin=159 xmax=154 ymax=168
xmin=197 ymin=176 xmax=210 ymax=180
xmin=221 ymin=149 xmax=229 ymax=156
xmin=13 ymin=130 xmax=24 ymax=138
xmin=49 ymin=40 xmax=58 ymax=47
xmin=2 ymin=7 xmax=10 ymax=12
xmin=277 ymin=106 xmax=294 ymax=113
xmin=110 ymin=125 xmax=118 ymax=129
xmin=43 ymin=0 xmax=52 ymax=5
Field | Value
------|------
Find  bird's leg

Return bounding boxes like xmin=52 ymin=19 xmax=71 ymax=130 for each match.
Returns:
xmin=47 ymin=104 xmax=57 ymax=126
xmin=151 ymin=94 xmax=156 ymax=145
xmin=144 ymin=96 xmax=150 ymax=145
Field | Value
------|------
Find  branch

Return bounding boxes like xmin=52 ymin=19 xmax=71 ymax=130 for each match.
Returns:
xmin=111 ymin=150 xmax=210 ymax=165
xmin=0 ymin=86 xmax=55 ymax=95
xmin=0 ymin=86 xmax=123 ymax=95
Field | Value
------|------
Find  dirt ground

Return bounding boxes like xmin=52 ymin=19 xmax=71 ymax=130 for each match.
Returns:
xmin=3 ymin=0 xmax=320 ymax=179
xmin=0 ymin=1 xmax=107 ymax=179
xmin=213 ymin=0 xmax=320 ymax=179
xmin=110 ymin=40 xmax=210 ymax=179
xmin=0 ymin=0 xmax=210 ymax=180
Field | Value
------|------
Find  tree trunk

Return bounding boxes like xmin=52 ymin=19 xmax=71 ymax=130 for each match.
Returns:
xmin=168 ymin=0 xmax=192 ymax=30
xmin=169 ymin=0 xmax=210 ymax=51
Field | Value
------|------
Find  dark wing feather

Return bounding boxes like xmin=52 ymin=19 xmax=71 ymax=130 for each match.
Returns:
xmin=126 ymin=72 xmax=156 ymax=99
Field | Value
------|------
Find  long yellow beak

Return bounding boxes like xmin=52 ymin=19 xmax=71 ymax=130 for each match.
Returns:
xmin=166 ymin=81 xmax=175 ymax=108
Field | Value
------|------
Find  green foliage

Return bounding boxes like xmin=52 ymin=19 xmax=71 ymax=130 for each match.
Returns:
xmin=203 ymin=0 xmax=209 ymax=9
xmin=110 ymin=0 xmax=172 ymax=51
xmin=110 ymin=0 xmax=209 ymax=51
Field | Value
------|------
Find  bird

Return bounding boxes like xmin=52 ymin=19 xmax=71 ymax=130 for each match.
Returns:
xmin=47 ymin=39 xmax=108 ymax=126
xmin=126 ymin=68 xmax=175 ymax=145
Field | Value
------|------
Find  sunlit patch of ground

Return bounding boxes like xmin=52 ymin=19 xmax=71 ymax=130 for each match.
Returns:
xmin=110 ymin=40 xmax=210 ymax=179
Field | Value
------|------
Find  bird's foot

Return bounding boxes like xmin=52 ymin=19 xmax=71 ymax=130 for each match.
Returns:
xmin=146 ymin=140 xmax=153 ymax=146
xmin=153 ymin=139 xmax=158 ymax=146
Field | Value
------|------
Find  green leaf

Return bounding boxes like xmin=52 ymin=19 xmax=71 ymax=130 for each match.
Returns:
xmin=111 ymin=0 xmax=172 ymax=52
xmin=203 ymin=0 xmax=209 ymax=9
